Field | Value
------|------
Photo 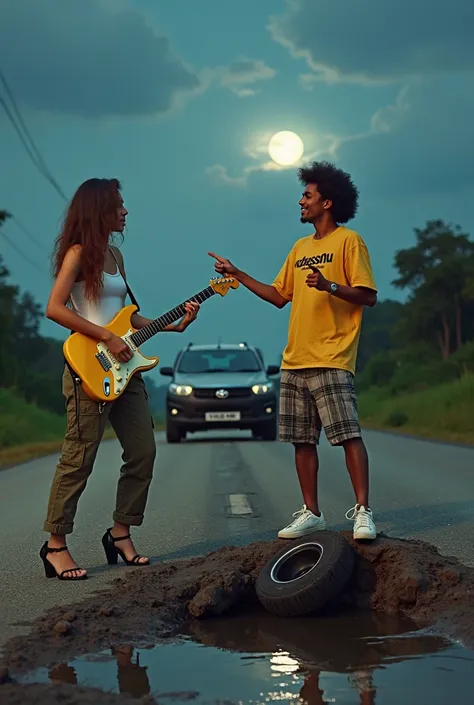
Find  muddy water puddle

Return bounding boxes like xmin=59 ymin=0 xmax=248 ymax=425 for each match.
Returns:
xmin=21 ymin=609 xmax=474 ymax=704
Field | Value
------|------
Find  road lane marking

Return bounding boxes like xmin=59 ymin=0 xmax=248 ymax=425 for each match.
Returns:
xmin=228 ymin=493 xmax=253 ymax=515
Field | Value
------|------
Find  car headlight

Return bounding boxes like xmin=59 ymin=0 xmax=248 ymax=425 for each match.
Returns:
xmin=169 ymin=383 xmax=193 ymax=396
xmin=252 ymin=383 xmax=273 ymax=395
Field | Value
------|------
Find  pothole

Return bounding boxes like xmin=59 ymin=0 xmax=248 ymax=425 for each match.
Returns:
xmin=3 ymin=532 xmax=474 ymax=704
xmin=14 ymin=609 xmax=474 ymax=704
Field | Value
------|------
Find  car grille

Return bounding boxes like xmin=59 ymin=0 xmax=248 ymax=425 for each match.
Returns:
xmin=193 ymin=387 xmax=252 ymax=399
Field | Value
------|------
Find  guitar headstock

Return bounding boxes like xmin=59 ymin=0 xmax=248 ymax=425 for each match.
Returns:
xmin=210 ymin=276 xmax=240 ymax=297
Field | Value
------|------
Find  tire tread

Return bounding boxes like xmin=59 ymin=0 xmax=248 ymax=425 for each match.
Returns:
xmin=256 ymin=531 xmax=355 ymax=617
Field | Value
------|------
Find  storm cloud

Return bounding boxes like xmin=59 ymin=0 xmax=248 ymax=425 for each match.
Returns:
xmin=269 ymin=0 xmax=474 ymax=82
xmin=0 ymin=0 xmax=200 ymax=118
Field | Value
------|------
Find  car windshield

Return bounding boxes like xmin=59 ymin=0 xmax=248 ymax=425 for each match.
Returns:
xmin=177 ymin=349 xmax=262 ymax=373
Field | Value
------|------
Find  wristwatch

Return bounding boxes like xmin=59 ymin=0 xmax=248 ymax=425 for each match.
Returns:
xmin=328 ymin=282 xmax=338 ymax=295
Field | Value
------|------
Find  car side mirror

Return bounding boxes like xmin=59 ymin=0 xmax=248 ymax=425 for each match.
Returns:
xmin=266 ymin=365 xmax=280 ymax=376
xmin=160 ymin=366 xmax=174 ymax=376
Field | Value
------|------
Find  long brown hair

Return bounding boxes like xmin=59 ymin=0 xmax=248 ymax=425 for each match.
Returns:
xmin=52 ymin=178 xmax=122 ymax=301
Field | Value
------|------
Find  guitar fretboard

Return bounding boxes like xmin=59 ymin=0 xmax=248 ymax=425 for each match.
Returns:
xmin=130 ymin=286 xmax=216 ymax=346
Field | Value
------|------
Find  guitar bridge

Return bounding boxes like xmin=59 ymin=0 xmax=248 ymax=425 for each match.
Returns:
xmin=96 ymin=351 xmax=112 ymax=371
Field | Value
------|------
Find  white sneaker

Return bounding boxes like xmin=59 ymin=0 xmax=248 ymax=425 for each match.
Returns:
xmin=346 ymin=504 xmax=377 ymax=540
xmin=278 ymin=505 xmax=326 ymax=539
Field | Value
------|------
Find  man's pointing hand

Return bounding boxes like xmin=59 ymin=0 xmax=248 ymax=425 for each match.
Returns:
xmin=208 ymin=252 xmax=238 ymax=277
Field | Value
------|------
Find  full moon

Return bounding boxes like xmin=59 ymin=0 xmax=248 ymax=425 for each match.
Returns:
xmin=268 ymin=130 xmax=304 ymax=166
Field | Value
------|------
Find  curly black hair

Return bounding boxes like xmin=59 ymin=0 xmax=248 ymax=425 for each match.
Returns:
xmin=298 ymin=160 xmax=359 ymax=224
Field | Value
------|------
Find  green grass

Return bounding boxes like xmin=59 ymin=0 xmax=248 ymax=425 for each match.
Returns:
xmin=359 ymin=373 xmax=474 ymax=445
xmin=0 ymin=388 xmax=66 ymax=449
xmin=0 ymin=389 xmax=67 ymax=468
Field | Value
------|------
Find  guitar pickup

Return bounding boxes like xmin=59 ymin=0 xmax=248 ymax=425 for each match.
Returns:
xmin=96 ymin=351 xmax=112 ymax=371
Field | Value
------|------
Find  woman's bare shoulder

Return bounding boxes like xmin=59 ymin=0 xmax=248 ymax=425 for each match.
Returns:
xmin=67 ymin=243 xmax=82 ymax=257
xmin=58 ymin=244 xmax=82 ymax=275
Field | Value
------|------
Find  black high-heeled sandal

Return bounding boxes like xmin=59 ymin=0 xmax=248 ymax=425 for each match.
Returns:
xmin=101 ymin=528 xmax=150 ymax=566
xmin=39 ymin=541 xmax=88 ymax=580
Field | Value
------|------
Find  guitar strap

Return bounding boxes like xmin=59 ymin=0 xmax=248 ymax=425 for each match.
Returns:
xmin=109 ymin=246 xmax=140 ymax=311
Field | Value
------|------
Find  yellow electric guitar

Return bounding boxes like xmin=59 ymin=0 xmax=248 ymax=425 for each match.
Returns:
xmin=63 ymin=276 xmax=239 ymax=403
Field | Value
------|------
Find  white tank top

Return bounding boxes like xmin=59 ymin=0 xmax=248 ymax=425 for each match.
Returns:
xmin=70 ymin=267 xmax=127 ymax=327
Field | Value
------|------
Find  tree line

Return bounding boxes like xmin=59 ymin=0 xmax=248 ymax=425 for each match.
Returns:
xmin=357 ymin=219 xmax=474 ymax=394
xmin=1 ymin=214 xmax=473 ymax=417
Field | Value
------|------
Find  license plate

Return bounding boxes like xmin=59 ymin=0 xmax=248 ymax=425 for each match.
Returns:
xmin=205 ymin=411 xmax=241 ymax=422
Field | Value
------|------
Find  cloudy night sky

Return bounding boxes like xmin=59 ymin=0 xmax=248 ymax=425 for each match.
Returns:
xmin=1 ymin=0 xmax=473 ymax=376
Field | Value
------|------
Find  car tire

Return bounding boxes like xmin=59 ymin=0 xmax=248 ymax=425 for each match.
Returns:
xmin=255 ymin=531 xmax=355 ymax=617
xmin=261 ymin=421 xmax=277 ymax=441
xmin=252 ymin=422 xmax=277 ymax=441
xmin=166 ymin=423 xmax=183 ymax=443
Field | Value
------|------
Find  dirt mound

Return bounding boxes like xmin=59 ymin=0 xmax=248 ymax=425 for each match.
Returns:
xmin=343 ymin=533 xmax=468 ymax=621
xmin=2 ymin=532 xmax=474 ymax=703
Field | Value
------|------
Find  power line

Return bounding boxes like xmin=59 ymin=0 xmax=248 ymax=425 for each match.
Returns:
xmin=0 ymin=230 xmax=44 ymax=273
xmin=0 ymin=68 xmax=68 ymax=202
xmin=0 ymin=69 xmax=62 ymax=192
xmin=10 ymin=215 xmax=46 ymax=252
xmin=0 ymin=93 xmax=45 ymax=176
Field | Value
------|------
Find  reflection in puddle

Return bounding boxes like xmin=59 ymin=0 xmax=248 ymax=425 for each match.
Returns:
xmin=22 ymin=609 xmax=474 ymax=704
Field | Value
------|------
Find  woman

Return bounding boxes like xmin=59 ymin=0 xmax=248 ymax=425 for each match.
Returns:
xmin=40 ymin=178 xmax=199 ymax=580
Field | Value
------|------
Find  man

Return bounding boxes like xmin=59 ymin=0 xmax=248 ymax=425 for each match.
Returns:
xmin=209 ymin=160 xmax=377 ymax=541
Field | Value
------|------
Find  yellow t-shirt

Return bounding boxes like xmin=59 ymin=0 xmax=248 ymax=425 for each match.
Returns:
xmin=272 ymin=227 xmax=377 ymax=375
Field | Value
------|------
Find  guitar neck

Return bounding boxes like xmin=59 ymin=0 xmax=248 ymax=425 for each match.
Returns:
xmin=130 ymin=286 xmax=216 ymax=346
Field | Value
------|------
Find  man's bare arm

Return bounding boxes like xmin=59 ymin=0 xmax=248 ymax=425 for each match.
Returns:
xmin=208 ymin=252 xmax=288 ymax=309
xmin=305 ymin=266 xmax=377 ymax=307
xmin=328 ymin=284 xmax=377 ymax=307
xmin=235 ymin=270 xmax=289 ymax=309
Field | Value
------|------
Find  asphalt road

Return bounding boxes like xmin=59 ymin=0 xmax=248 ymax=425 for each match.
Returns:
xmin=1 ymin=429 xmax=474 ymax=647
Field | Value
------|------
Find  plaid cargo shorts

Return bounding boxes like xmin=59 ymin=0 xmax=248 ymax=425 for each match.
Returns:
xmin=279 ymin=368 xmax=361 ymax=446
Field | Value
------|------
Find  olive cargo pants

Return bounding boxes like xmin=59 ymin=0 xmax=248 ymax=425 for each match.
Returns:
xmin=44 ymin=366 xmax=156 ymax=535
